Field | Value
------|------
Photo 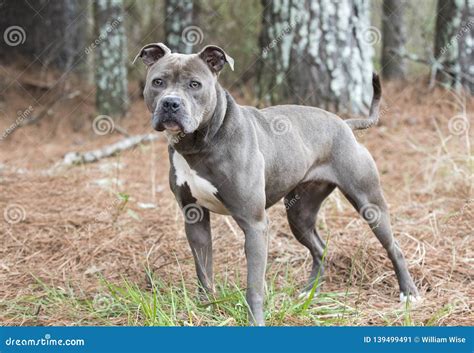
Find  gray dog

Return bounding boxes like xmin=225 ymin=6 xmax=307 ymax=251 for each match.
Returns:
xmin=134 ymin=43 xmax=420 ymax=325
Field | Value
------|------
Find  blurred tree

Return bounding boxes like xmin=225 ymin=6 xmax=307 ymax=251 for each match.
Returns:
xmin=0 ymin=0 xmax=86 ymax=70
xmin=165 ymin=0 xmax=194 ymax=53
xmin=434 ymin=0 xmax=473 ymax=93
xmin=94 ymin=0 xmax=128 ymax=117
xmin=381 ymin=0 xmax=406 ymax=79
xmin=193 ymin=0 xmax=262 ymax=88
xmin=258 ymin=0 xmax=373 ymax=115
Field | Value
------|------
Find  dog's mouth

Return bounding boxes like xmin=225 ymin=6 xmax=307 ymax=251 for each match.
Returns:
xmin=152 ymin=114 xmax=185 ymax=133
xmin=152 ymin=110 xmax=198 ymax=135
xmin=161 ymin=121 xmax=182 ymax=132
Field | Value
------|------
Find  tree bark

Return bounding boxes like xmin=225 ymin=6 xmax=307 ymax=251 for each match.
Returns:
xmin=434 ymin=0 xmax=474 ymax=93
xmin=165 ymin=0 xmax=195 ymax=54
xmin=381 ymin=0 xmax=406 ymax=79
xmin=258 ymin=0 xmax=374 ymax=115
xmin=93 ymin=0 xmax=128 ymax=118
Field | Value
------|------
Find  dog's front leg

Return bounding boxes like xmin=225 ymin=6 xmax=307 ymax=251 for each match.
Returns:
xmin=235 ymin=214 xmax=268 ymax=326
xmin=184 ymin=207 xmax=214 ymax=298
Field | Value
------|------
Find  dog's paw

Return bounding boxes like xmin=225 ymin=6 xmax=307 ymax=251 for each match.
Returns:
xmin=298 ymin=288 xmax=321 ymax=300
xmin=400 ymin=292 xmax=422 ymax=304
xmin=298 ymin=290 xmax=311 ymax=300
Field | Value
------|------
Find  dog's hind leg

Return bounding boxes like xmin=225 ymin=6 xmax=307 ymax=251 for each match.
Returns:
xmin=336 ymin=147 xmax=420 ymax=302
xmin=285 ymin=182 xmax=336 ymax=295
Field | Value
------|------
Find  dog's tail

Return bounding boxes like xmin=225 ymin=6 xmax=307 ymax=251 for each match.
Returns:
xmin=345 ymin=73 xmax=381 ymax=131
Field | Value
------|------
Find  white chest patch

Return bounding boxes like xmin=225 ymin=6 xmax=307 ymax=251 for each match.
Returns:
xmin=172 ymin=152 xmax=229 ymax=215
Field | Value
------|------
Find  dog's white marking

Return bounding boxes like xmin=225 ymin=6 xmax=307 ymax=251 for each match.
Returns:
xmin=173 ymin=152 xmax=229 ymax=215
xmin=400 ymin=292 xmax=422 ymax=303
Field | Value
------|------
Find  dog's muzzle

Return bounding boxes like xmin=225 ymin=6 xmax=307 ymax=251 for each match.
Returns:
xmin=152 ymin=95 xmax=187 ymax=132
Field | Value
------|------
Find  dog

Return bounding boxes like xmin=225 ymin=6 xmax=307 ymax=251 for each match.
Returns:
xmin=134 ymin=43 xmax=420 ymax=325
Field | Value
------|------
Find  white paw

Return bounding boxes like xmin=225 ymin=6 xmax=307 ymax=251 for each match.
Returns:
xmin=298 ymin=291 xmax=311 ymax=300
xmin=400 ymin=292 xmax=422 ymax=303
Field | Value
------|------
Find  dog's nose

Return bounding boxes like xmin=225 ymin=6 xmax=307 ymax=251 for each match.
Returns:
xmin=161 ymin=96 xmax=182 ymax=113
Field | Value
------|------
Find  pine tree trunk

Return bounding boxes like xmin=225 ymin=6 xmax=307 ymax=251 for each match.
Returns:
xmin=381 ymin=0 xmax=406 ymax=79
xmin=434 ymin=0 xmax=474 ymax=93
xmin=0 ymin=0 xmax=86 ymax=70
xmin=93 ymin=0 xmax=128 ymax=118
xmin=258 ymin=0 xmax=374 ymax=115
xmin=165 ymin=0 xmax=194 ymax=54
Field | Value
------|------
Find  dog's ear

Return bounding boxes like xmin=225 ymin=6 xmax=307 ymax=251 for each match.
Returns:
xmin=133 ymin=43 xmax=171 ymax=67
xmin=198 ymin=45 xmax=234 ymax=73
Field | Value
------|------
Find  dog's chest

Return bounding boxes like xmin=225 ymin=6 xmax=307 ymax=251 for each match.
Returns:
xmin=172 ymin=152 xmax=229 ymax=215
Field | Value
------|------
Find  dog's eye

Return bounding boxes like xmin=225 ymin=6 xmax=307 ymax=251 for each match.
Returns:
xmin=152 ymin=79 xmax=163 ymax=87
xmin=189 ymin=80 xmax=201 ymax=89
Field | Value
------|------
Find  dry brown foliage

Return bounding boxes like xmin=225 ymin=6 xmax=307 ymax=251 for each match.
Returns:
xmin=0 ymin=65 xmax=472 ymax=325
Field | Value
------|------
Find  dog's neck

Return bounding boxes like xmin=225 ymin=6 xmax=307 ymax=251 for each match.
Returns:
xmin=169 ymin=83 xmax=233 ymax=155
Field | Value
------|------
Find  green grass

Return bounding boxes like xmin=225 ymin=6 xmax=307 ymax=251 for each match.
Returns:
xmin=89 ymin=266 xmax=359 ymax=326
xmin=7 ymin=270 xmax=457 ymax=326
xmin=1 ymin=267 xmax=361 ymax=326
xmin=1 ymin=246 xmax=435 ymax=326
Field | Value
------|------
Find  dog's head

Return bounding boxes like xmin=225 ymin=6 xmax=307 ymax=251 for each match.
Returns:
xmin=134 ymin=43 xmax=234 ymax=134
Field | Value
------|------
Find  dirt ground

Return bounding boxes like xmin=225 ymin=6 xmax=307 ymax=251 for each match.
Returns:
xmin=0 ymin=64 xmax=472 ymax=326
